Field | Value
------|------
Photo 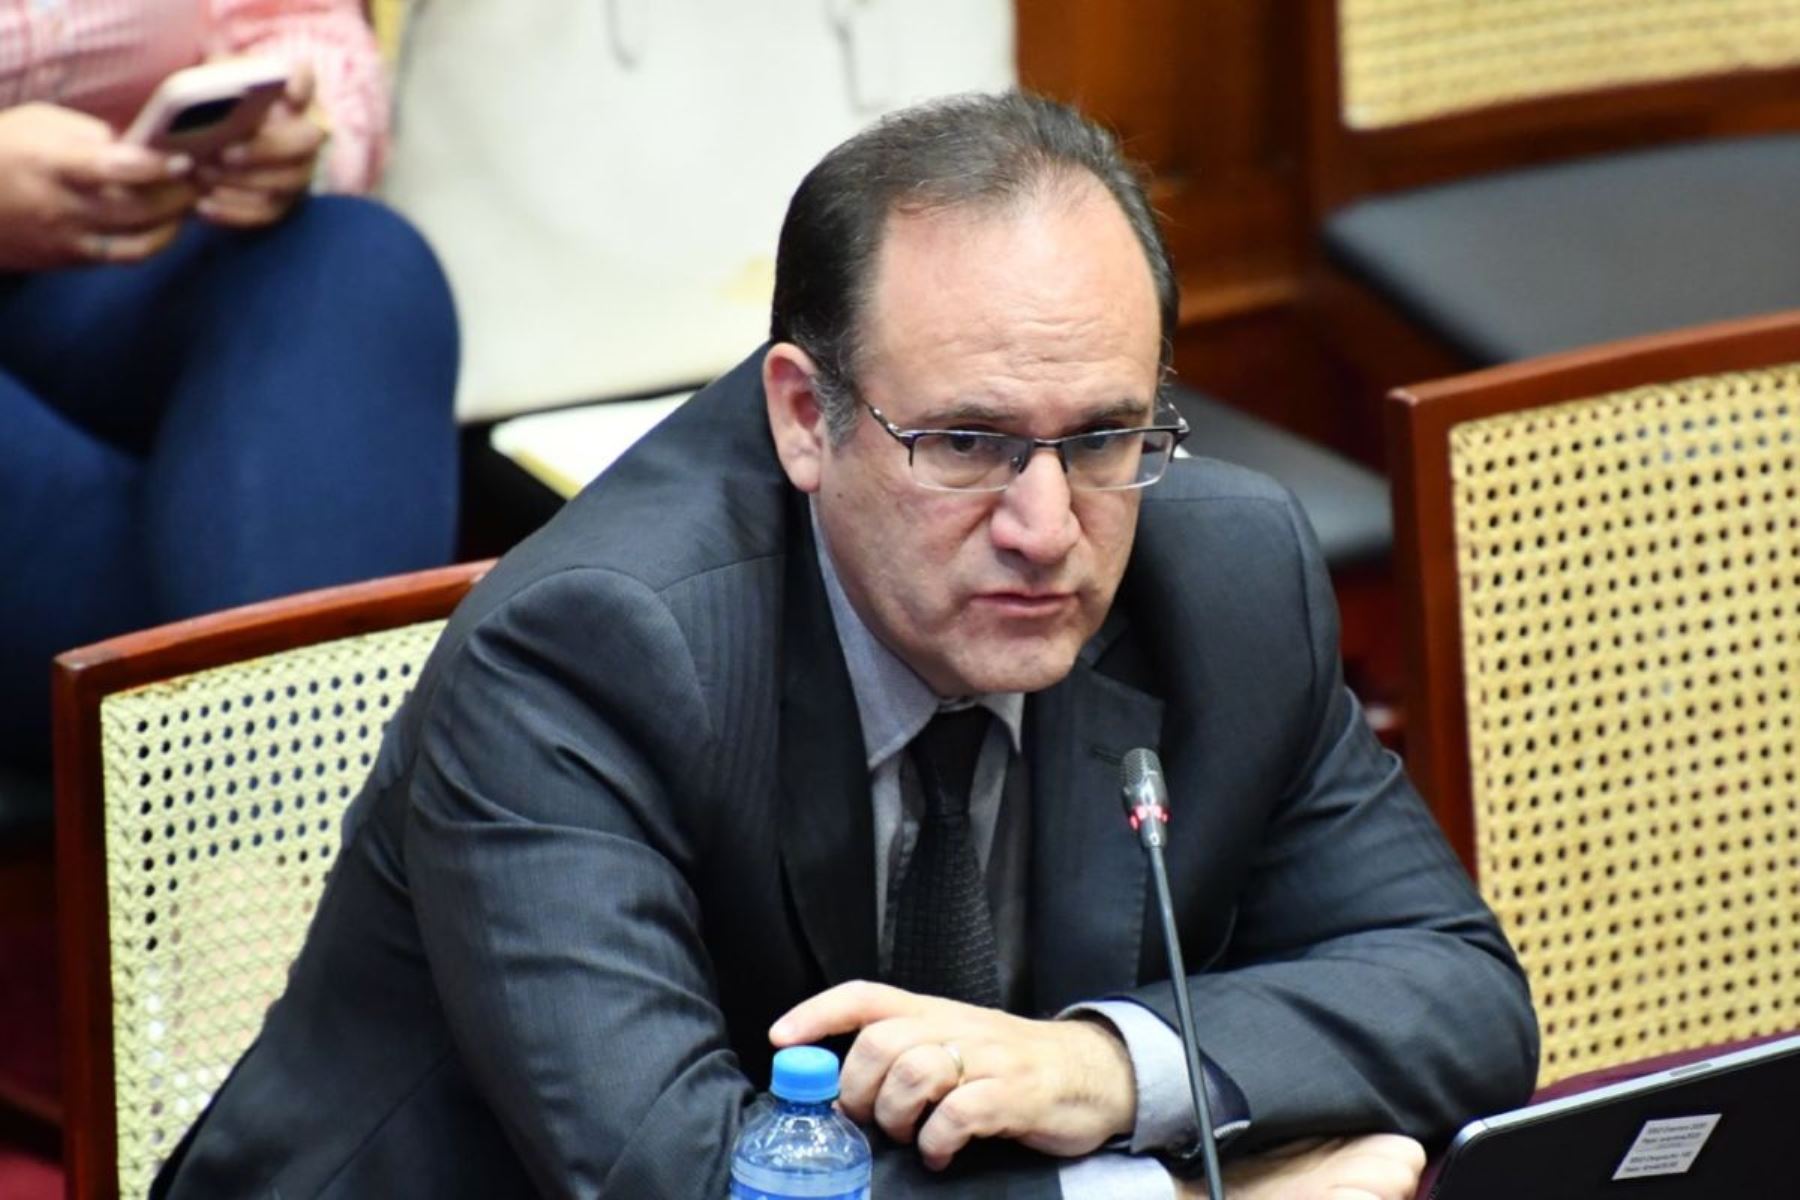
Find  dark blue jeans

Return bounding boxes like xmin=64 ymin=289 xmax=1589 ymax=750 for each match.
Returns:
xmin=0 ymin=196 xmax=459 ymax=768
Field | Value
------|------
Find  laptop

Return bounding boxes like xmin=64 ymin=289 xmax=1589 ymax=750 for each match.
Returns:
xmin=1428 ymin=1032 xmax=1800 ymax=1198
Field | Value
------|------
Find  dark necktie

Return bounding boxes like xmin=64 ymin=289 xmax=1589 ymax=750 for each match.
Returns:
xmin=888 ymin=707 xmax=1003 ymax=1007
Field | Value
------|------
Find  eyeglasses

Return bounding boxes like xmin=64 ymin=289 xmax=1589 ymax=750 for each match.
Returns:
xmin=861 ymin=400 xmax=1188 ymax=493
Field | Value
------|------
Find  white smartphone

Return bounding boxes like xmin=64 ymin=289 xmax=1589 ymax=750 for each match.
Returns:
xmin=122 ymin=57 xmax=291 ymax=157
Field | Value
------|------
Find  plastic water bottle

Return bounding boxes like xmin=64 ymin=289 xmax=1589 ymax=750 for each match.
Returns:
xmin=730 ymin=1045 xmax=872 ymax=1199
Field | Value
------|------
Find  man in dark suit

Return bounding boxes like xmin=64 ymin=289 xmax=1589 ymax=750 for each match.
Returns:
xmin=156 ymin=93 xmax=1537 ymax=1198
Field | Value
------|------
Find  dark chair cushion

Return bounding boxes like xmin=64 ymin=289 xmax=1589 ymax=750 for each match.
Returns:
xmin=1168 ymin=385 xmax=1391 ymax=568
xmin=1324 ymin=133 xmax=1800 ymax=365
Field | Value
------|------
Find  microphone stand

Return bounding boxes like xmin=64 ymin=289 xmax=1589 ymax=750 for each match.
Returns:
xmin=1136 ymin=814 xmax=1227 ymax=1200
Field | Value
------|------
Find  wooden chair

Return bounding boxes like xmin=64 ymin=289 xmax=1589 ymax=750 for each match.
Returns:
xmin=53 ymin=560 xmax=491 ymax=1200
xmin=1388 ymin=310 xmax=1800 ymax=1086
xmin=1305 ymin=0 xmax=1800 ymax=459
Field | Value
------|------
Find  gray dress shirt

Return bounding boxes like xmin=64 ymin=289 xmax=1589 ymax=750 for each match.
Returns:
xmin=814 ymin=512 xmax=1244 ymax=1197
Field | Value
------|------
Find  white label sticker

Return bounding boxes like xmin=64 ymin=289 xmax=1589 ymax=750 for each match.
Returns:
xmin=1612 ymin=1114 xmax=1723 ymax=1180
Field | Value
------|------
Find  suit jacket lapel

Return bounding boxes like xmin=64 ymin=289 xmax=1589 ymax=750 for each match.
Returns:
xmin=1026 ymin=635 xmax=1164 ymax=1013
xmin=776 ymin=500 xmax=880 ymax=986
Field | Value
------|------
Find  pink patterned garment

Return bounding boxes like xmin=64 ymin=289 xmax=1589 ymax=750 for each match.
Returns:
xmin=0 ymin=0 xmax=387 ymax=191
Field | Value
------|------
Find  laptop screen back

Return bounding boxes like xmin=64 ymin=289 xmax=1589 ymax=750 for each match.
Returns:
xmin=1429 ymin=1034 xmax=1800 ymax=1199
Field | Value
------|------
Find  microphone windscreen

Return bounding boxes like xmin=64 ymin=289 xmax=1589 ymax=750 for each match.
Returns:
xmin=1120 ymin=747 xmax=1168 ymax=816
xmin=1121 ymin=746 xmax=1161 ymax=792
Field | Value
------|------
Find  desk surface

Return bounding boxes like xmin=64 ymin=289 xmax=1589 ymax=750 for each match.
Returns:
xmin=489 ymin=391 xmax=694 ymax=499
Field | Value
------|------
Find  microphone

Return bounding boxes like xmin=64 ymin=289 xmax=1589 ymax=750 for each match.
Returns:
xmin=1120 ymin=748 xmax=1226 ymax=1200
xmin=1121 ymin=746 xmax=1170 ymax=849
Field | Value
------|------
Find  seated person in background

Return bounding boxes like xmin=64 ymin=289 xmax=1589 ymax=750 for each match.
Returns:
xmin=156 ymin=92 xmax=1537 ymax=1198
xmin=0 ymin=0 xmax=458 ymax=775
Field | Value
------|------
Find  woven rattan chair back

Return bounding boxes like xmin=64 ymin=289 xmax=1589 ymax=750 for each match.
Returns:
xmin=1305 ymin=0 xmax=1800 ymax=214
xmin=1390 ymin=313 xmax=1800 ymax=1085
xmin=53 ymin=561 xmax=490 ymax=1200
xmin=1335 ymin=0 xmax=1800 ymax=131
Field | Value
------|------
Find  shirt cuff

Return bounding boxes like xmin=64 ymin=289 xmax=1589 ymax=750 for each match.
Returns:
xmin=1064 ymin=998 xmax=1251 ymax=1156
xmin=1058 ymin=1150 xmax=1177 ymax=1200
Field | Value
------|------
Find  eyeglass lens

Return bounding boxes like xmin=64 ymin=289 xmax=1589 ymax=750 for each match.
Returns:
xmin=911 ymin=429 xmax=1177 ymax=491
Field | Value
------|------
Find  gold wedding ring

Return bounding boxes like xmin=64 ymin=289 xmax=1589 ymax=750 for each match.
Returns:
xmin=941 ymin=1042 xmax=965 ymax=1087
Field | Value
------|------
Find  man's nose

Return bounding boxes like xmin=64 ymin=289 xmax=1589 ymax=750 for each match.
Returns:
xmin=989 ymin=448 xmax=1079 ymax=564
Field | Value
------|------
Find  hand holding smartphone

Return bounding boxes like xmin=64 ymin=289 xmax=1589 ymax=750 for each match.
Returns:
xmin=123 ymin=57 xmax=291 ymax=160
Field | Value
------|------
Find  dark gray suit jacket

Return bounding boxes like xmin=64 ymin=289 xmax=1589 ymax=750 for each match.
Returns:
xmin=155 ymin=350 xmax=1537 ymax=1198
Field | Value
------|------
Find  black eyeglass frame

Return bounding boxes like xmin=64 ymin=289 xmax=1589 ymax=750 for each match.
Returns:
xmin=859 ymin=399 xmax=1191 ymax=493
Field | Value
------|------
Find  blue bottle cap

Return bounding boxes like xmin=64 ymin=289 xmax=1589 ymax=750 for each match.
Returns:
xmin=770 ymin=1045 xmax=841 ymax=1103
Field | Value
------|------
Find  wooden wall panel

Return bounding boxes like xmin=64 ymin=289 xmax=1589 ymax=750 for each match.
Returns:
xmin=1018 ymin=0 xmax=1339 ymax=433
xmin=1019 ymin=1 xmax=1404 ymax=723
xmin=1016 ymin=0 xmax=1185 ymax=166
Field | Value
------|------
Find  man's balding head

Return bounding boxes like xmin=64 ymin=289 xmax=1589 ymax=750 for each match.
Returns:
xmin=769 ymin=91 xmax=1176 ymax=443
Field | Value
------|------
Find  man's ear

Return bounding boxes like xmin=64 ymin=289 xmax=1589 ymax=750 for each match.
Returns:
xmin=764 ymin=342 xmax=829 ymax=494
